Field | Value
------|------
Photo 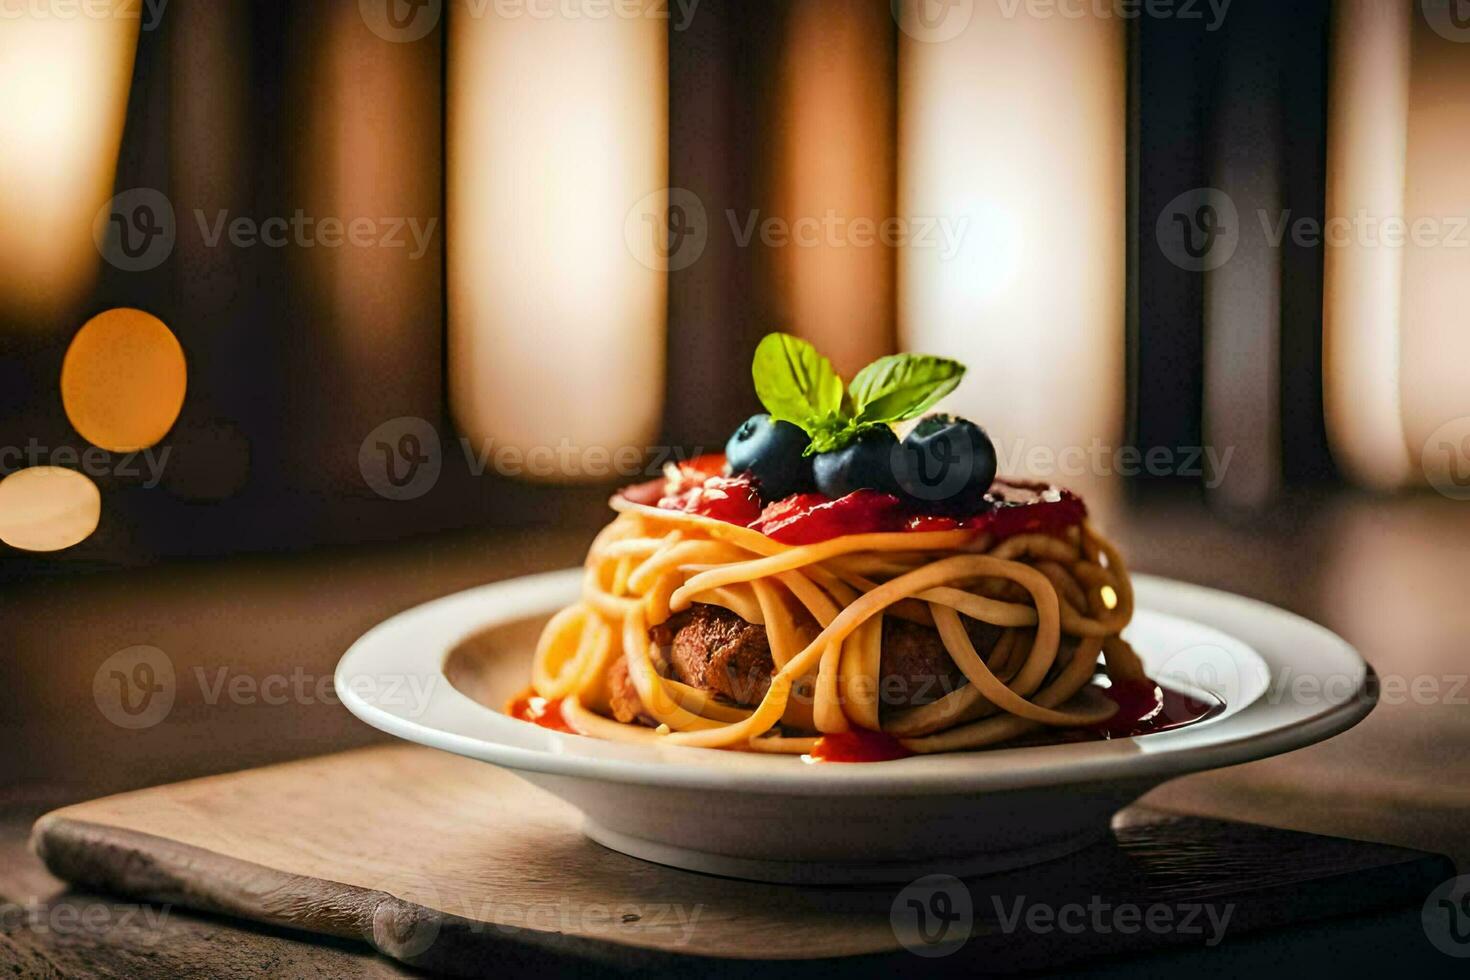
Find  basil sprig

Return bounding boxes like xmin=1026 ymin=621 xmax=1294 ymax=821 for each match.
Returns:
xmin=751 ymin=333 xmax=966 ymax=454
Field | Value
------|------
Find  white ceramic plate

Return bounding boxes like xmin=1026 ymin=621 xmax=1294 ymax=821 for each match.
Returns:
xmin=336 ymin=569 xmax=1374 ymax=883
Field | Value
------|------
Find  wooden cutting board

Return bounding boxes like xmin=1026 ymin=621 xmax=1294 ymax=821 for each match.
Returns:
xmin=30 ymin=745 xmax=1452 ymax=977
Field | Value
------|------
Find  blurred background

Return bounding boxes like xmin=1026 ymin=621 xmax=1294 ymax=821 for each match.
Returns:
xmin=2 ymin=0 xmax=1469 ymax=867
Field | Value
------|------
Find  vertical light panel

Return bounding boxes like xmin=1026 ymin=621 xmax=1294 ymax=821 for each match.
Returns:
xmin=898 ymin=7 xmax=1126 ymax=494
xmin=1401 ymin=11 xmax=1470 ymax=477
xmin=1322 ymin=0 xmax=1414 ymax=490
xmin=449 ymin=2 xmax=667 ymax=476
xmin=0 ymin=6 xmax=138 ymax=323
xmin=773 ymin=0 xmax=896 ymax=378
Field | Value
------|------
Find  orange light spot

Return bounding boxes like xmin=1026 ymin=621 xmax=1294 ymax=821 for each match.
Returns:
xmin=61 ymin=308 xmax=187 ymax=452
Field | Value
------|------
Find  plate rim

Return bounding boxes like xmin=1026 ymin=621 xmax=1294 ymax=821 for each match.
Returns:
xmin=335 ymin=568 xmax=1375 ymax=797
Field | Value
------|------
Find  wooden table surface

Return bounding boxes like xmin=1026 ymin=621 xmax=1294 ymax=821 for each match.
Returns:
xmin=3 ymin=485 xmax=1468 ymax=973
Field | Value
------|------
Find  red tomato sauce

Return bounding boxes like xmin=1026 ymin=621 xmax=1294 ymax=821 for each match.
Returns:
xmin=800 ymin=684 xmax=1224 ymax=762
xmin=506 ymin=692 xmax=575 ymax=734
xmin=504 ymin=688 xmax=1220 ymax=760
xmin=1086 ymin=681 xmax=1223 ymax=739
xmin=803 ymin=729 xmax=914 ymax=764
xmin=632 ymin=453 xmax=1088 ymax=545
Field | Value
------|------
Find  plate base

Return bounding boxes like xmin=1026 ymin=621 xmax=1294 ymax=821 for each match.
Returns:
xmin=582 ymin=820 xmax=1110 ymax=884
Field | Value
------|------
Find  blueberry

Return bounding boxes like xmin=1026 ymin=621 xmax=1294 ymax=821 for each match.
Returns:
xmin=814 ymin=427 xmax=902 ymax=499
xmin=895 ymin=415 xmax=997 ymax=504
xmin=725 ymin=414 xmax=814 ymax=502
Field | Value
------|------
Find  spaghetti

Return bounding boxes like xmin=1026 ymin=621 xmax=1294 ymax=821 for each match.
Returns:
xmin=518 ymin=487 xmax=1149 ymax=756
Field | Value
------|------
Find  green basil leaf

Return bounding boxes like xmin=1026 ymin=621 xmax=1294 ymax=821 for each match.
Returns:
xmin=803 ymin=419 xmax=894 ymax=456
xmin=848 ymin=353 xmax=965 ymax=425
xmin=752 ymin=333 xmax=845 ymax=433
xmin=803 ymin=420 xmax=855 ymax=456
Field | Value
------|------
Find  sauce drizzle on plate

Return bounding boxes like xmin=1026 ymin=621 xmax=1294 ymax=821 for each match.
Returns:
xmin=507 ymin=693 xmax=575 ymax=734
xmin=803 ymin=729 xmax=913 ymax=764
xmin=506 ymin=684 xmax=1224 ymax=757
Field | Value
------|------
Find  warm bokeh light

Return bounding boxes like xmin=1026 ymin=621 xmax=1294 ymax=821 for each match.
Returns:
xmin=1322 ymin=0 xmax=1414 ymax=490
xmin=0 ymin=467 xmax=101 ymax=552
xmin=897 ymin=8 xmax=1126 ymax=501
xmin=1323 ymin=6 xmax=1470 ymax=491
xmin=0 ymin=7 xmax=139 ymax=323
xmin=448 ymin=1 xmax=667 ymax=479
xmin=1401 ymin=12 xmax=1470 ymax=476
xmin=62 ymin=308 xmax=187 ymax=452
xmin=772 ymin=0 xmax=895 ymax=378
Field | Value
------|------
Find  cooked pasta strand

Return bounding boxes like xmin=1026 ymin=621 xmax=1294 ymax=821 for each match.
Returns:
xmin=523 ymin=500 xmax=1147 ymax=756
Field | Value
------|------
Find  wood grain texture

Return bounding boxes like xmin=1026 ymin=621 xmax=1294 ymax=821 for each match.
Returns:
xmin=0 ymin=804 xmax=413 ymax=980
xmin=30 ymin=745 xmax=1453 ymax=977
